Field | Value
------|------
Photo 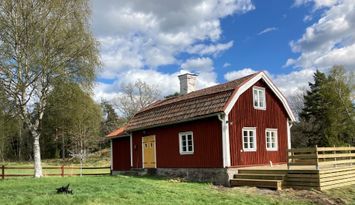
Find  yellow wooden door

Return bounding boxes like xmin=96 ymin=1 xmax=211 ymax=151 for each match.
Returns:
xmin=142 ymin=135 xmax=156 ymax=168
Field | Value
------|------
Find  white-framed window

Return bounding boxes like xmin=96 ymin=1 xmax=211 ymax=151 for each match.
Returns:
xmin=266 ymin=129 xmax=278 ymax=151
xmin=242 ymin=127 xmax=256 ymax=151
xmin=179 ymin=131 xmax=194 ymax=155
xmin=253 ymin=86 xmax=266 ymax=110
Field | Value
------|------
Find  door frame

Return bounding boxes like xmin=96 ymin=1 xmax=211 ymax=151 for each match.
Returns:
xmin=141 ymin=135 xmax=157 ymax=168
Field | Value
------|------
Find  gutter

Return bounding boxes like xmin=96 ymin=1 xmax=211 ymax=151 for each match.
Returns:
xmin=127 ymin=112 xmax=223 ymax=132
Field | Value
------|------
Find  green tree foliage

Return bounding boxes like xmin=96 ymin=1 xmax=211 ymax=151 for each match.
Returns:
xmin=101 ymin=101 xmax=124 ymax=135
xmin=297 ymin=66 xmax=354 ymax=147
xmin=0 ymin=0 xmax=100 ymax=176
xmin=42 ymin=82 xmax=102 ymax=159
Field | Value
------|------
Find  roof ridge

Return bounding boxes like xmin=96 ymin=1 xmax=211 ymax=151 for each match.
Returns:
xmin=133 ymin=72 xmax=258 ymax=115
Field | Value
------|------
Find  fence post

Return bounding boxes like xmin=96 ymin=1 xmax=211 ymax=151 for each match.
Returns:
xmin=333 ymin=145 xmax=337 ymax=168
xmin=61 ymin=165 xmax=64 ymax=177
xmin=1 ymin=165 xmax=4 ymax=180
xmin=348 ymin=145 xmax=352 ymax=167
xmin=315 ymin=145 xmax=319 ymax=170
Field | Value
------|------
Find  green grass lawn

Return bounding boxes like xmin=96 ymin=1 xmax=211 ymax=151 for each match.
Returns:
xmin=0 ymin=175 xmax=313 ymax=205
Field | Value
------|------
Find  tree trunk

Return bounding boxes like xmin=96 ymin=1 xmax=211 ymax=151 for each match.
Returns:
xmin=32 ymin=130 xmax=43 ymax=178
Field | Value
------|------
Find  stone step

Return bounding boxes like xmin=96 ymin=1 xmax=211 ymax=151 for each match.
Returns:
xmin=230 ymin=179 xmax=283 ymax=190
xmin=238 ymin=169 xmax=288 ymax=175
xmin=234 ymin=173 xmax=285 ymax=180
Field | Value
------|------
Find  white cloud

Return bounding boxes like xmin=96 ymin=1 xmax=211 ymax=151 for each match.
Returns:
xmin=293 ymin=0 xmax=341 ymax=10
xmin=224 ymin=68 xmax=258 ymax=81
xmin=303 ymin=15 xmax=313 ymax=22
xmin=271 ymin=69 xmax=314 ymax=97
xmin=224 ymin=68 xmax=315 ymax=97
xmin=287 ymin=0 xmax=355 ymax=72
xmin=92 ymin=0 xmax=254 ymax=72
xmin=223 ymin=62 xmax=231 ymax=68
xmin=91 ymin=0 xmax=254 ymax=100
xmin=187 ymin=41 xmax=234 ymax=56
xmin=258 ymin=27 xmax=278 ymax=35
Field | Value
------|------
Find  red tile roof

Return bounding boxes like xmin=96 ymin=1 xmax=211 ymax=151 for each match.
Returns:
xmin=126 ymin=73 xmax=258 ymax=131
xmin=107 ymin=126 xmax=128 ymax=138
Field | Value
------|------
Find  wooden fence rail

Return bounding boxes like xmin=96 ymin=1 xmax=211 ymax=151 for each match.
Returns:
xmin=288 ymin=146 xmax=355 ymax=170
xmin=0 ymin=165 xmax=111 ymax=179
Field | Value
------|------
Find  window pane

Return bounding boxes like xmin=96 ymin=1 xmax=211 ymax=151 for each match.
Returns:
xmin=249 ymin=131 xmax=253 ymax=136
xmin=254 ymin=91 xmax=259 ymax=106
xmin=244 ymin=143 xmax=248 ymax=148
xmin=250 ymin=143 xmax=254 ymax=148
xmin=188 ymin=145 xmax=193 ymax=151
xmin=243 ymin=131 xmax=248 ymax=136
xmin=243 ymin=136 xmax=248 ymax=143
xmin=182 ymin=146 xmax=186 ymax=151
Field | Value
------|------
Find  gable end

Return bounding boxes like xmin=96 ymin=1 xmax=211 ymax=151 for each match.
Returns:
xmin=224 ymin=72 xmax=296 ymax=121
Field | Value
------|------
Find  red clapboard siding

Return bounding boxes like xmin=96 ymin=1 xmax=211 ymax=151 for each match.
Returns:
xmin=132 ymin=117 xmax=223 ymax=168
xmin=112 ymin=137 xmax=131 ymax=171
xmin=228 ymin=80 xmax=288 ymax=166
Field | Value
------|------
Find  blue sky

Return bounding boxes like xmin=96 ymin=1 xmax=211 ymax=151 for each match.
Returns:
xmin=92 ymin=0 xmax=355 ymax=100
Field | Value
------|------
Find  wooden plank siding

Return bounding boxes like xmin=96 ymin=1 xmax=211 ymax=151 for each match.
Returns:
xmin=112 ymin=137 xmax=131 ymax=171
xmin=131 ymin=116 xmax=223 ymax=168
xmin=228 ymin=80 xmax=289 ymax=167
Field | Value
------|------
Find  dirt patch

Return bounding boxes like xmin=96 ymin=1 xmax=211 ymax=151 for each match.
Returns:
xmin=227 ymin=186 xmax=347 ymax=205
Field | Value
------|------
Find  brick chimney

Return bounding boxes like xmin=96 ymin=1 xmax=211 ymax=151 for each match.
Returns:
xmin=178 ymin=73 xmax=197 ymax=95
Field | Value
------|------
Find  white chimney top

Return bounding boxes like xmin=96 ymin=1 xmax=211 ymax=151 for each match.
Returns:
xmin=178 ymin=73 xmax=197 ymax=95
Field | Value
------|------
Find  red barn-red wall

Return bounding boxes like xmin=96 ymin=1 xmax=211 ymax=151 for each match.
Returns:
xmin=131 ymin=117 xmax=223 ymax=168
xmin=112 ymin=137 xmax=131 ymax=171
xmin=228 ymin=80 xmax=289 ymax=167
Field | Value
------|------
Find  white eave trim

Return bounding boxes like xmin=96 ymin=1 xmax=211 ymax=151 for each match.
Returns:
xmin=224 ymin=72 xmax=296 ymax=122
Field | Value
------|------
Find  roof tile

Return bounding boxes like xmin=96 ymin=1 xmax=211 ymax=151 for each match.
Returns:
xmin=126 ymin=73 xmax=257 ymax=131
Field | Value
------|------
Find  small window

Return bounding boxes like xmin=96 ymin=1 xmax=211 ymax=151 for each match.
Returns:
xmin=253 ymin=87 xmax=266 ymax=110
xmin=266 ymin=129 xmax=278 ymax=151
xmin=242 ymin=127 xmax=256 ymax=151
xmin=179 ymin=131 xmax=194 ymax=155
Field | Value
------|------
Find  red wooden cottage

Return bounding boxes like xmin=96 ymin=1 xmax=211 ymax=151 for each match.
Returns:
xmin=108 ymin=71 xmax=295 ymax=185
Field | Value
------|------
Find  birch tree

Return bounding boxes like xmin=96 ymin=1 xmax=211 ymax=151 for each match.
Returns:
xmin=114 ymin=80 xmax=160 ymax=119
xmin=0 ymin=0 xmax=99 ymax=177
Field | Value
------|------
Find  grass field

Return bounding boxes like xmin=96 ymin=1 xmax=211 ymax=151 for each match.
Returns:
xmin=0 ymin=175 xmax=314 ymax=205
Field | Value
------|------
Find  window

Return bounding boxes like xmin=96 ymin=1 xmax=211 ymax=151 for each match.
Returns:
xmin=253 ymin=87 xmax=266 ymax=110
xmin=266 ymin=129 xmax=278 ymax=151
xmin=179 ymin=131 xmax=194 ymax=155
xmin=242 ymin=127 xmax=256 ymax=151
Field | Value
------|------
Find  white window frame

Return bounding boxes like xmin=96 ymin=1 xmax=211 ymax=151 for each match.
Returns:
xmin=179 ymin=131 xmax=194 ymax=155
xmin=265 ymin=128 xmax=278 ymax=151
xmin=242 ymin=127 xmax=257 ymax=152
xmin=253 ymin=86 xmax=266 ymax=110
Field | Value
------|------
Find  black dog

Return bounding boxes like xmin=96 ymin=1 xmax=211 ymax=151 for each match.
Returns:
xmin=56 ymin=184 xmax=73 ymax=194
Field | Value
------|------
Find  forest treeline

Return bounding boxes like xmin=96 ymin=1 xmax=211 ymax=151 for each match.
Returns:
xmin=0 ymin=81 xmax=123 ymax=161
xmin=291 ymin=66 xmax=354 ymax=148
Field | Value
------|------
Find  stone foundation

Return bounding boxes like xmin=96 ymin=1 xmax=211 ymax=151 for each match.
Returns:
xmin=112 ymin=168 xmax=239 ymax=186
xmin=156 ymin=168 xmax=231 ymax=186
